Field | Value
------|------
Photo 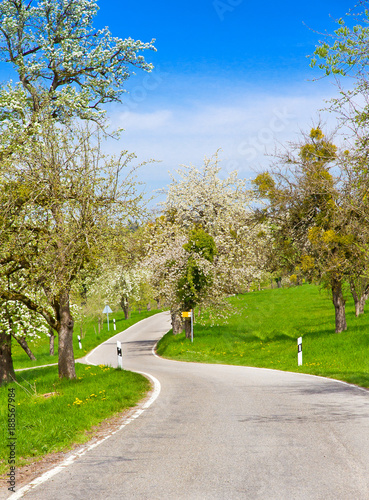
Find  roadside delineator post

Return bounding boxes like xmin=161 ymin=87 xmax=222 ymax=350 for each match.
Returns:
xmin=297 ymin=337 xmax=302 ymax=366
xmin=182 ymin=310 xmax=193 ymax=343
xmin=113 ymin=318 xmax=116 ymax=331
xmin=78 ymin=335 xmax=82 ymax=350
xmin=117 ymin=340 xmax=123 ymax=369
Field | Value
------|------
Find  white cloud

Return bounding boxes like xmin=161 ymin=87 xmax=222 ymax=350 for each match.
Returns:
xmin=106 ymin=82 xmax=345 ymax=207
xmin=117 ymin=109 xmax=173 ymax=131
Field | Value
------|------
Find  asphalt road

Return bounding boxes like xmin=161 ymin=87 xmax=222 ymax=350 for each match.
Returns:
xmin=12 ymin=311 xmax=369 ymax=499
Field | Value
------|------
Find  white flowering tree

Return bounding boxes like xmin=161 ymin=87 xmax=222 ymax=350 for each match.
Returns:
xmin=0 ymin=0 xmax=156 ymax=158
xmin=0 ymin=270 xmax=53 ymax=383
xmin=95 ymin=266 xmax=152 ymax=320
xmin=146 ymin=154 xmax=266 ymax=335
xmin=1 ymin=300 xmax=49 ymax=360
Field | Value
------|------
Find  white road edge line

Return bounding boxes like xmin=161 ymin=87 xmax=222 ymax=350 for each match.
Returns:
xmin=152 ymin=339 xmax=369 ymax=394
xmin=83 ymin=311 xmax=168 ymax=365
xmin=8 ymin=368 xmax=161 ymax=500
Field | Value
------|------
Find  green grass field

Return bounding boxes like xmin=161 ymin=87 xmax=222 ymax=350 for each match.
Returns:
xmin=1 ymin=308 xmax=160 ymax=477
xmin=3 ymin=285 xmax=369 ymax=478
xmin=157 ymin=285 xmax=369 ymax=389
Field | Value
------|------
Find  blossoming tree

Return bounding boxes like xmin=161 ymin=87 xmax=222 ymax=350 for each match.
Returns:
xmin=145 ymin=154 xmax=266 ymax=336
xmin=0 ymin=0 xmax=156 ymax=158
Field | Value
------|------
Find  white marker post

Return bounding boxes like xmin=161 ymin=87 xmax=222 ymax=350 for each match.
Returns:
xmin=113 ymin=319 xmax=116 ymax=331
xmin=297 ymin=337 xmax=302 ymax=366
xmin=102 ymin=305 xmax=113 ymax=331
xmin=77 ymin=335 xmax=82 ymax=350
xmin=117 ymin=341 xmax=123 ymax=369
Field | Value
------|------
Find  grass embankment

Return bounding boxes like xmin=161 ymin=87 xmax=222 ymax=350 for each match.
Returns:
xmin=1 ymin=308 xmax=159 ymax=477
xmin=0 ymin=364 xmax=149 ymax=475
xmin=157 ymin=285 xmax=369 ymax=388
xmin=13 ymin=309 xmax=159 ymax=370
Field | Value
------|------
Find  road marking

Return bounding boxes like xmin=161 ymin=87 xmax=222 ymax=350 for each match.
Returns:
xmin=152 ymin=340 xmax=368 ymax=394
xmin=9 ymin=369 xmax=161 ymax=500
xmin=83 ymin=312 xmax=169 ymax=365
xmin=152 ymin=341 xmax=161 ymax=359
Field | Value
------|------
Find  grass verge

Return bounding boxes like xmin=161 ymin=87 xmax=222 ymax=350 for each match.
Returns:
xmin=0 ymin=364 xmax=150 ymax=476
xmin=157 ymin=285 xmax=369 ymax=389
xmin=1 ymin=308 xmax=160 ymax=479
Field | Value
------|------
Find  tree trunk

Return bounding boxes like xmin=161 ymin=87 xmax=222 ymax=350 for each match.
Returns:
xmin=350 ymin=280 xmax=369 ymax=317
xmin=156 ymin=298 xmax=161 ymax=309
xmin=11 ymin=333 xmax=36 ymax=361
xmin=331 ymin=279 xmax=347 ymax=333
xmin=56 ymin=289 xmax=76 ymax=379
xmin=49 ymin=329 xmax=55 ymax=356
xmin=184 ymin=317 xmax=192 ymax=339
xmin=147 ymin=302 xmax=151 ymax=311
xmin=120 ymin=296 xmax=130 ymax=320
xmin=171 ymin=308 xmax=183 ymax=335
xmin=0 ymin=329 xmax=16 ymax=385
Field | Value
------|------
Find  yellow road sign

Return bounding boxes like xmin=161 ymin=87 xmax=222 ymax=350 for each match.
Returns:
xmin=182 ymin=311 xmax=192 ymax=318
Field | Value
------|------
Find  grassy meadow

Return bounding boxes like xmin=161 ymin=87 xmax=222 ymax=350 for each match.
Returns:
xmin=157 ymin=285 xmax=369 ymax=389
xmin=1 ymin=307 xmax=160 ymax=477
xmin=3 ymin=284 xmax=369 ymax=479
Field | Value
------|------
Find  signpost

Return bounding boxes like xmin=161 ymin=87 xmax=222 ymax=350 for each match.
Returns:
xmin=182 ymin=310 xmax=194 ymax=343
xmin=103 ymin=305 xmax=113 ymax=331
xmin=297 ymin=337 xmax=302 ymax=366
xmin=117 ymin=341 xmax=123 ymax=369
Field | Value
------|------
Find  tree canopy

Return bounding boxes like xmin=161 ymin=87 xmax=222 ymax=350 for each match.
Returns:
xmin=0 ymin=119 xmax=144 ymax=381
xmin=0 ymin=0 xmax=156 ymax=158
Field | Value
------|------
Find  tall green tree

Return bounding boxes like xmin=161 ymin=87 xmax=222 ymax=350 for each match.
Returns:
xmin=0 ymin=119 xmax=144 ymax=382
xmin=253 ymin=127 xmax=363 ymax=333
xmin=311 ymin=3 xmax=369 ymax=316
xmin=177 ymin=227 xmax=217 ymax=338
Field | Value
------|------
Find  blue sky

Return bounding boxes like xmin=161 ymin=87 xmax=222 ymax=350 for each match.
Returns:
xmin=10 ymin=1 xmax=360 ymax=204
xmin=97 ymin=0 xmax=355 ymax=204
xmin=83 ymin=1 xmax=363 ymax=200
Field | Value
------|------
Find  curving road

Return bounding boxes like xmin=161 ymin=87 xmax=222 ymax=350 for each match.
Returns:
xmin=12 ymin=312 xmax=369 ymax=499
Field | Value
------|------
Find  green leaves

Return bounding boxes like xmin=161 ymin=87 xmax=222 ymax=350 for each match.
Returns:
xmin=183 ymin=227 xmax=217 ymax=263
xmin=177 ymin=228 xmax=217 ymax=310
